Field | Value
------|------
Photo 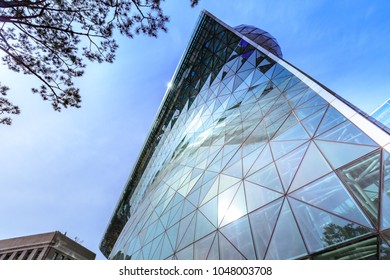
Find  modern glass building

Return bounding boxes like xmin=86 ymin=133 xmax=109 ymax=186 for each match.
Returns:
xmin=372 ymin=98 xmax=390 ymax=129
xmin=100 ymin=10 xmax=390 ymax=260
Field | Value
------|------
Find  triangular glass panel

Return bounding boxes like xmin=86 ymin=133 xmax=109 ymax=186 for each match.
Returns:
xmin=289 ymin=142 xmax=332 ymax=192
xmin=200 ymin=179 xmax=219 ymax=206
xmin=207 ymin=231 xmax=220 ymax=260
xmin=220 ymin=184 xmax=247 ymax=227
xmin=195 ymin=211 xmax=216 ymax=241
xmin=249 ymin=198 xmax=283 ymax=259
xmin=232 ymin=76 xmax=245 ymax=92
xmin=272 ymin=122 xmax=310 ymax=141
xmin=315 ymin=140 xmax=377 ymax=169
xmin=246 ymin=163 xmax=283 ymax=193
xmin=315 ymin=106 xmax=347 ymax=136
xmin=222 ymin=157 xmax=243 ymax=178
xmin=177 ymin=214 xmax=197 ymax=250
xmin=294 ymin=104 xmax=326 ymax=121
xmin=244 ymin=180 xmax=283 ymax=212
xmin=242 ymin=144 xmax=266 ymax=175
xmin=207 ymin=156 xmax=224 ymax=173
xmin=160 ymin=234 xmax=174 ymax=260
xmin=180 ymin=199 xmax=196 ymax=221
xmin=297 ymin=94 xmax=327 ymax=109
xmin=132 ymin=250 xmax=143 ymax=260
xmin=166 ymin=223 xmax=180 ymax=250
xmin=194 ymin=232 xmax=216 ymax=260
xmin=275 ymin=142 xmax=309 ymax=191
xmin=218 ymin=174 xmax=241 ymax=194
xmin=271 ymin=113 xmax=298 ymax=139
xmin=218 ymin=232 xmax=246 ymax=259
xmin=186 ymin=188 xmax=201 ymax=207
xmin=301 ymin=107 xmax=327 ymax=136
xmin=295 ymin=90 xmax=316 ymax=107
xmin=198 ymin=177 xmax=218 ymax=202
xmin=266 ymin=113 xmax=290 ymax=140
xmin=258 ymin=58 xmax=274 ymax=75
xmin=287 ymin=91 xmax=306 ymax=108
xmin=199 ymin=196 xmax=218 ymax=227
xmin=218 ymin=183 xmax=240 ymax=225
xmin=250 ymin=68 xmax=268 ymax=87
xmin=382 ymin=151 xmax=390 ymax=229
xmin=246 ymin=144 xmax=273 ymax=176
xmin=237 ymin=66 xmax=254 ymax=82
xmin=289 ymin=173 xmax=373 ymax=228
xmin=289 ymin=197 xmax=372 ymax=254
xmin=316 ymin=121 xmax=378 ymax=146
xmin=140 ymin=240 xmax=152 ymax=260
xmin=220 ymin=215 xmax=256 ymax=259
xmin=159 ymin=211 xmax=171 ymax=230
xmin=175 ymin=245 xmax=193 ymax=260
xmin=283 ymin=83 xmax=306 ymax=102
xmin=274 ymin=75 xmax=292 ymax=92
xmin=270 ymin=140 xmax=308 ymax=160
xmin=176 ymin=212 xmax=196 ymax=249
xmin=150 ymin=234 xmax=164 ymax=259
xmin=265 ymin=199 xmax=308 ymax=259
xmin=336 ymin=151 xmax=381 ymax=227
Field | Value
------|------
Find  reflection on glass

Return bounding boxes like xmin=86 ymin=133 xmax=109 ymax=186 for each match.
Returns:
xmin=289 ymin=198 xmax=371 ymax=253
xmin=290 ymin=173 xmax=373 ymax=228
xmin=337 ymin=151 xmax=381 ymax=226
xmin=312 ymin=237 xmax=377 ymax=260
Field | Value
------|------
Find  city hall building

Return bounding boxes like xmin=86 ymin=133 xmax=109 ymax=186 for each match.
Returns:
xmin=100 ymin=10 xmax=390 ymax=260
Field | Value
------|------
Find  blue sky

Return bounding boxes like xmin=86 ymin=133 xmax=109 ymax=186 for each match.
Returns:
xmin=0 ymin=0 xmax=389 ymax=260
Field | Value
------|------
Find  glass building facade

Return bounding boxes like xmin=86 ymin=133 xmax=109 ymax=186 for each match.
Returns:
xmin=100 ymin=10 xmax=390 ymax=260
xmin=372 ymin=98 xmax=390 ymax=129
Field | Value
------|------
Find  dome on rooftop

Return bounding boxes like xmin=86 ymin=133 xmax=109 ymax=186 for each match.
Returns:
xmin=234 ymin=25 xmax=283 ymax=58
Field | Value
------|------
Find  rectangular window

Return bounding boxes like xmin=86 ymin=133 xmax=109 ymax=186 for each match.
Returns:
xmin=3 ymin=253 xmax=12 ymax=260
xmin=13 ymin=251 xmax=22 ymax=260
xmin=23 ymin=250 xmax=32 ymax=260
xmin=51 ymin=252 xmax=58 ymax=260
xmin=32 ymin=249 xmax=42 ymax=260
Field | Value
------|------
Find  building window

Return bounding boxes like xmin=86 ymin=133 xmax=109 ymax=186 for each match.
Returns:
xmin=32 ymin=249 xmax=42 ymax=260
xmin=60 ymin=255 xmax=65 ymax=260
xmin=23 ymin=250 xmax=32 ymax=260
xmin=13 ymin=251 xmax=22 ymax=260
xmin=51 ymin=252 xmax=58 ymax=260
xmin=3 ymin=253 xmax=12 ymax=260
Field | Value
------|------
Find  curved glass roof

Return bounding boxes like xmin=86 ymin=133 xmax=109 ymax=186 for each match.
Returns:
xmin=234 ymin=24 xmax=283 ymax=58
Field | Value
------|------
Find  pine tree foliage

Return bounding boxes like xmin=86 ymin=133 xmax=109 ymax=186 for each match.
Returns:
xmin=0 ymin=0 xmax=199 ymax=124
